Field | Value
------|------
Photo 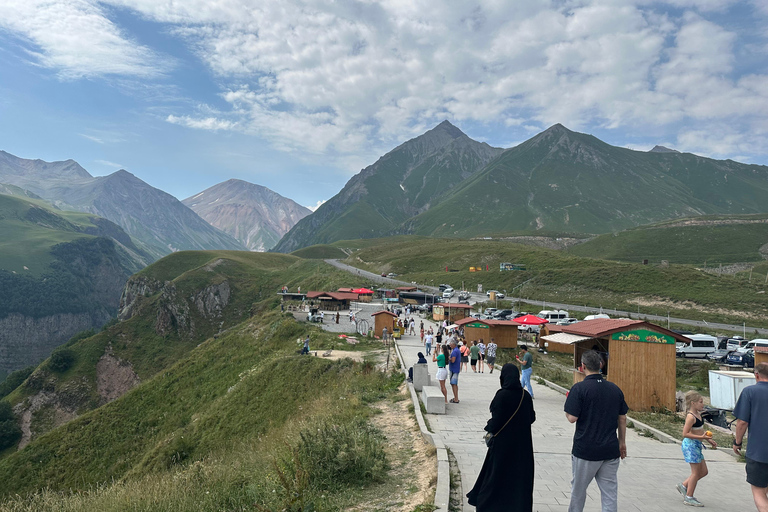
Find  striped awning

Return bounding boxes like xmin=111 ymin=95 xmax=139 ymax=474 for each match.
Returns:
xmin=541 ymin=332 xmax=592 ymax=345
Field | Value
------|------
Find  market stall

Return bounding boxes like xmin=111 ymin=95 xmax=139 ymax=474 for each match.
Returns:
xmin=432 ymin=303 xmax=472 ymax=323
xmin=372 ymin=310 xmax=398 ymax=338
xmin=541 ymin=319 xmax=686 ymax=411
xmin=455 ymin=317 xmax=520 ymax=348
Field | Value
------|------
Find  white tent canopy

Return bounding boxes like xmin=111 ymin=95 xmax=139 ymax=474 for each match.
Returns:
xmin=541 ymin=332 xmax=592 ymax=345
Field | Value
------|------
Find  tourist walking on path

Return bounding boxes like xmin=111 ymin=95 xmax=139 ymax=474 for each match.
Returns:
xmin=467 ymin=363 xmax=536 ymax=511
xmin=470 ymin=340 xmax=480 ymax=372
xmin=301 ymin=336 xmax=310 ymax=355
xmin=448 ymin=340 xmax=461 ymax=403
xmin=733 ymin=362 xmax=768 ymax=512
xmin=478 ymin=339 xmax=486 ymax=372
xmin=460 ymin=341 xmax=470 ymax=372
xmin=516 ymin=345 xmax=534 ymax=398
xmin=678 ymin=391 xmax=716 ymax=507
xmin=425 ymin=331 xmax=433 ymax=356
xmin=433 ymin=344 xmax=449 ymax=403
xmin=564 ymin=350 xmax=628 ymax=512
xmin=486 ymin=339 xmax=498 ymax=373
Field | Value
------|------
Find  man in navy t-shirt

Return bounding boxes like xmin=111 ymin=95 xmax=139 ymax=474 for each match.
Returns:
xmin=448 ymin=339 xmax=461 ymax=403
xmin=564 ymin=350 xmax=628 ymax=512
xmin=733 ymin=362 xmax=768 ymax=511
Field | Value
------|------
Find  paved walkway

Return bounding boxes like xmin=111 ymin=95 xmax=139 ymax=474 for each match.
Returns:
xmin=397 ymin=319 xmax=756 ymax=512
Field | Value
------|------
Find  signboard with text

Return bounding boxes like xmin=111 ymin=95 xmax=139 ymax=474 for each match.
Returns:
xmin=611 ymin=329 xmax=675 ymax=345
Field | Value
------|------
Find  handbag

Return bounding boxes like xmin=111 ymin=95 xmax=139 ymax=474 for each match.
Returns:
xmin=484 ymin=392 xmax=525 ymax=447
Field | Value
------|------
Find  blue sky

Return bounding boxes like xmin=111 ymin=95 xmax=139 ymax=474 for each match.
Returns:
xmin=0 ymin=0 xmax=767 ymax=209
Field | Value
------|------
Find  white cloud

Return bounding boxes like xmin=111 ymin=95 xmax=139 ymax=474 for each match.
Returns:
xmin=4 ymin=0 xmax=768 ymax=165
xmin=94 ymin=159 xmax=123 ymax=168
xmin=79 ymin=134 xmax=104 ymax=144
xmin=307 ymin=199 xmax=326 ymax=212
xmin=0 ymin=0 xmax=164 ymax=78
xmin=166 ymin=115 xmax=235 ymax=131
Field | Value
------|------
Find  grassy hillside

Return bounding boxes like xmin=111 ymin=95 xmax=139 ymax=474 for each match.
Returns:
xmin=338 ymin=236 xmax=768 ymax=327
xmin=567 ymin=214 xmax=768 ymax=265
xmin=0 ymin=310 xmax=408 ymax=510
xmin=3 ymin=251 xmax=376 ymax=447
xmin=291 ymin=244 xmax=348 ymax=259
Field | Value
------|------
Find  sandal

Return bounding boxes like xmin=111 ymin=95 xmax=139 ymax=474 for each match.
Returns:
xmin=449 ymin=399 xmax=460 ymax=403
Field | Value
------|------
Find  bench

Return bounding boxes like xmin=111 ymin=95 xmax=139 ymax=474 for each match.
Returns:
xmin=421 ymin=386 xmax=446 ymax=414
xmin=413 ymin=363 xmax=430 ymax=391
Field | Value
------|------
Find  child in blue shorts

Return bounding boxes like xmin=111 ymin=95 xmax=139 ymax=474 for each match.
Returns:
xmin=678 ymin=391 xmax=717 ymax=507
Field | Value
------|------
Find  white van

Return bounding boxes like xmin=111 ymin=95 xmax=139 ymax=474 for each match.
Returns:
xmin=442 ymin=287 xmax=455 ymax=299
xmin=537 ymin=310 xmax=568 ymax=322
xmin=738 ymin=339 xmax=768 ymax=354
xmin=584 ymin=314 xmax=611 ymax=321
xmin=677 ymin=334 xmax=718 ymax=358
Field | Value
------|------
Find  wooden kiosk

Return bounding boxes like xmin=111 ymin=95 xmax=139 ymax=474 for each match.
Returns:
xmin=542 ymin=319 xmax=687 ymax=411
xmin=756 ymin=346 xmax=768 ymax=367
xmin=372 ymin=310 xmax=398 ymax=338
xmin=432 ymin=303 xmax=472 ymax=323
xmin=455 ymin=317 xmax=520 ymax=348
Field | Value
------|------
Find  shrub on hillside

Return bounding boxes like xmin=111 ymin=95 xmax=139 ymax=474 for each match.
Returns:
xmin=0 ymin=366 xmax=34 ymax=400
xmin=49 ymin=348 xmax=76 ymax=373
xmin=297 ymin=420 xmax=388 ymax=490
xmin=0 ymin=402 xmax=21 ymax=450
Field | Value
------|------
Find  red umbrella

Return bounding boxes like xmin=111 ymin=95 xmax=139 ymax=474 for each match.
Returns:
xmin=353 ymin=288 xmax=374 ymax=294
xmin=515 ymin=314 xmax=549 ymax=325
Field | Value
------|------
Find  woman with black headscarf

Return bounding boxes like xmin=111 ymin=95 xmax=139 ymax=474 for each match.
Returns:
xmin=467 ymin=363 xmax=536 ymax=511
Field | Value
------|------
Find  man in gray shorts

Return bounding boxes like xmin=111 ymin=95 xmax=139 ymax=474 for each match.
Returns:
xmin=486 ymin=338 xmax=498 ymax=373
xmin=733 ymin=362 xmax=768 ymax=512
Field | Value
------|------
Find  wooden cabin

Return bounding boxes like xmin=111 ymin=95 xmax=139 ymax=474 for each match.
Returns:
xmin=756 ymin=346 xmax=768 ymax=367
xmin=455 ymin=317 xmax=519 ymax=348
xmin=372 ymin=310 xmax=398 ymax=338
xmin=541 ymin=319 xmax=687 ymax=412
xmin=432 ymin=303 xmax=472 ymax=323
xmin=305 ymin=291 xmax=359 ymax=311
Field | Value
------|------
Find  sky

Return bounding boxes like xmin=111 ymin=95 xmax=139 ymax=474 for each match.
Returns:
xmin=0 ymin=0 xmax=767 ymax=209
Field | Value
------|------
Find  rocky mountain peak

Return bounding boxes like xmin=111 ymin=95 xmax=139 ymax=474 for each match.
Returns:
xmin=649 ymin=145 xmax=680 ymax=153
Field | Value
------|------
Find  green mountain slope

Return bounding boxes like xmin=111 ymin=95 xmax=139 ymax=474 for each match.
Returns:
xmin=333 ymin=236 xmax=768 ymax=326
xmin=0 ymin=251 xmax=402 ymax=510
xmin=407 ymin=124 xmax=768 ymax=236
xmin=273 ymin=121 xmax=504 ymax=252
xmin=567 ymin=214 xmax=768 ymax=264
xmin=0 ymin=194 xmax=153 ymax=374
xmin=2 ymin=250 xmax=369 ymax=451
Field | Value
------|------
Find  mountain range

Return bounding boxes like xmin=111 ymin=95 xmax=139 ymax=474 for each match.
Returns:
xmin=182 ymin=179 xmax=310 ymax=251
xmin=0 ymin=151 xmax=247 ymax=260
xmin=275 ymin=122 xmax=768 ymax=251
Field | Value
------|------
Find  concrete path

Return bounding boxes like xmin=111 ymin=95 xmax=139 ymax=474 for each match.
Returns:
xmin=397 ymin=319 xmax=756 ymax=512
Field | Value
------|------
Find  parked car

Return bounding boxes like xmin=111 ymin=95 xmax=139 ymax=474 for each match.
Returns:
xmin=737 ymin=339 xmax=768 ymax=354
xmin=556 ymin=318 xmax=580 ymax=326
xmin=442 ymin=287 xmax=455 ymax=299
xmin=518 ymin=324 xmax=541 ymax=334
xmin=513 ymin=312 xmax=528 ymax=318
xmin=677 ymin=334 xmax=718 ymax=358
xmin=381 ymin=272 xmax=387 ymax=277
xmin=486 ymin=290 xmax=505 ymax=298
xmin=584 ymin=313 xmax=610 ymax=321
xmin=470 ymin=312 xmax=482 ymax=319
xmin=458 ymin=291 xmax=470 ymax=300
xmin=387 ymin=272 xmax=397 ymax=278
xmin=484 ymin=308 xmax=498 ymax=316
xmin=439 ymin=284 xmax=451 ymax=292
xmin=493 ymin=309 xmax=514 ymax=319
xmin=707 ymin=348 xmax=733 ymax=363
xmin=726 ymin=349 xmax=755 ymax=368
xmin=726 ymin=337 xmax=749 ymax=351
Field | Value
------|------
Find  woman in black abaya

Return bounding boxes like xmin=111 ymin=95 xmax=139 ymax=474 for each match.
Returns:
xmin=467 ymin=363 xmax=536 ymax=511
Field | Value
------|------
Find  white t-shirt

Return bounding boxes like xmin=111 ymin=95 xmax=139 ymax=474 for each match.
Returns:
xmin=425 ymin=334 xmax=434 ymax=344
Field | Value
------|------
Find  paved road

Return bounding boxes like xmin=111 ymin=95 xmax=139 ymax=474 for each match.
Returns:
xmin=396 ymin=323 xmax=756 ymax=512
xmin=325 ymin=259 xmax=768 ymax=336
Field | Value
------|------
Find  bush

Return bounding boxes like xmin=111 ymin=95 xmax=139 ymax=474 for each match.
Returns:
xmin=0 ymin=402 xmax=21 ymax=450
xmin=296 ymin=420 xmax=388 ymax=490
xmin=0 ymin=366 xmax=34 ymax=400
xmin=49 ymin=348 xmax=76 ymax=373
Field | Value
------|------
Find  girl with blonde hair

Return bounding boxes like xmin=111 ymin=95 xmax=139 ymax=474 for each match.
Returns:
xmin=677 ymin=390 xmax=717 ymax=507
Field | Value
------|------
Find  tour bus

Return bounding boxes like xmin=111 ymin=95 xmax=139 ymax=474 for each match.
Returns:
xmin=537 ymin=310 xmax=569 ymax=322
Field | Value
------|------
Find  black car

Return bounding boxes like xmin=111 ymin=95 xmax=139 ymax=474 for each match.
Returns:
xmin=726 ymin=349 xmax=755 ymax=368
xmin=492 ymin=309 xmax=514 ymax=319
xmin=707 ymin=348 xmax=732 ymax=363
